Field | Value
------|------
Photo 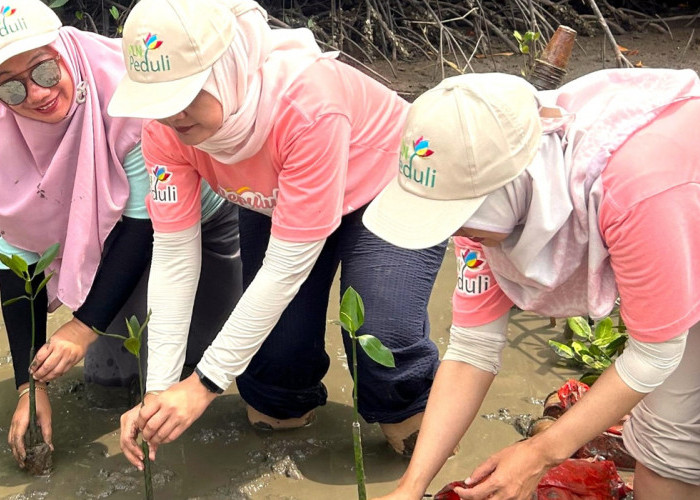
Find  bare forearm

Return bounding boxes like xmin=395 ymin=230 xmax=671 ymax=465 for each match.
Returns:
xmin=397 ymin=360 xmax=495 ymax=498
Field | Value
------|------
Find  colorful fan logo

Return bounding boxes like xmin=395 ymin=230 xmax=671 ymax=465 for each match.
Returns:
xmin=0 ymin=6 xmax=16 ymax=17
xmin=463 ymin=250 xmax=484 ymax=270
xmin=413 ymin=136 xmax=434 ymax=158
xmin=152 ymin=165 xmax=172 ymax=189
xmin=143 ymin=33 xmax=163 ymax=51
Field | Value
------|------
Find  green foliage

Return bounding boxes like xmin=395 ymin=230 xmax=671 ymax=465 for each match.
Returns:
xmin=0 ymin=244 xmax=59 ymax=306
xmin=513 ymin=30 xmax=541 ymax=77
xmin=338 ymin=287 xmax=395 ymax=500
xmin=0 ymin=244 xmax=59 ymax=451
xmin=549 ymin=314 xmax=628 ymax=384
xmin=92 ymin=311 xmax=153 ymax=500
xmin=513 ymin=30 xmax=541 ymax=55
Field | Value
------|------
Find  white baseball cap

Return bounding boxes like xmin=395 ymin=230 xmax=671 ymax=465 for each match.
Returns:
xmin=363 ymin=73 xmax=542 ymax=249
xmin=0 ymin=0 xmax=61 ymax=65
xmin=108 ymin=0 xmax=241 ymax=119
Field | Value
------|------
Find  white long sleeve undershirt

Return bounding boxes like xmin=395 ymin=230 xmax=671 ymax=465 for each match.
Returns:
xmin=614 ymin=331 xmax=687 ymax=393
xmin=146 ymin=223 xmax=325 ymax=392
xmin=443 ymin=312 xmax=511 ymax=374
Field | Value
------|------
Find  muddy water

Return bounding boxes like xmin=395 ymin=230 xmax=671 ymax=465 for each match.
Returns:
xmin=0 ymin=244 xmax=580 ymax=499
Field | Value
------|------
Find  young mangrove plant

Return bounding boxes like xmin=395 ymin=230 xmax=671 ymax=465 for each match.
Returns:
xmin=513 ymin=30 xmax=541 ymax=76
xmin=337 ymin=286 xmax=395 ymax=500
xmin=93 ymin=311 xmax=153 ymax=500
xmin=549 ymin=314 xmax=628 ymax=385
xmin=0 ymin=243 xmax=59 ymax=475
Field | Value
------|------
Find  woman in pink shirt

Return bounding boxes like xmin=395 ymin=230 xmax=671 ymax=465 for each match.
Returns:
xmin=364 ymin=71 xmax=700 ymax=499
xmin=108 ymin=0 xmax=447 ymax=467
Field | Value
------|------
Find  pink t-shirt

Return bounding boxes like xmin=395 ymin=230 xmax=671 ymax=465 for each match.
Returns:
xmin=452 ymin=99 xmax=700 ymax=342
xmin=598 ymin=98 xmax=700 ymax=342
xmin=452 ymin=237 xmax=513 ymax=327
xmin=141 ymin=59 xmax=408 ymax=241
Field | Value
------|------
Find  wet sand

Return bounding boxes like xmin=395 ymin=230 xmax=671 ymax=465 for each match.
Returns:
xmin=0 ymin=243 xmax=580 ymax=499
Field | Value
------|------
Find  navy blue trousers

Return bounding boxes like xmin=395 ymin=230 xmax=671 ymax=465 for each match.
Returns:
xmin=236 ymin=206 xmax=446 ymax=424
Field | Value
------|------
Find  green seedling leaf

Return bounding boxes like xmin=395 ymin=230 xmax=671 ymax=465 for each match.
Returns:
xmin=358 ymin=334 xmax=395 ymax=368
xmin=92 ymin=327 xmax=129 ymax=341
xmin=12 ymin=254 xmax=29 ymax=275
xmin=594 ymin=317 xmax=613 ymax=340
xmin=24 ymin=280 xmax=33 ymax=295
xmin=513 ymin=30 xmax=523 ymax=42
xmin=75 ymin=11 xmax=83 ymax=20
xmin=521 ymin=45 xmax=530 ymax=54
xmin=605 ymin=335 xmax=628 ymax=356
xmin=0 ymin=253 xmax=23 ymax=277
xmin=49 ymin=0 xmax=70 ymax=7
xmin=127 ymin=315 xmax=141 ymax=339
xmin=2 ymin=296 xmax=26 ymax=306
xmin=110 ymin=6 xmax=119 ymax=19
xmin=572 ymin=341 xmax=591 ymax=358
xmin=567 ymin=316 xmax=592 ymax=341
xmin=33 ymin=243 xmax=59 ymax=277
xmin=124 ymin=337 xmax=141 ymax=357
xmin=34 ymin=272 xmax=55 ymax=296
xmin=548 ymin=340 xmax=574 ymax=359
xmin=339 ymin=287 xmax=364 ymax=334
xmin=580 ymin=372 xmax=600 ymax=386
xmin=587 ymin=343 xmax=611 ymax=362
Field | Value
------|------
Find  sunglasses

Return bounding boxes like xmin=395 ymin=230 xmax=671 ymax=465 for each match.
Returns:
xmin=0 ymin=55 xmax=62 ymax=106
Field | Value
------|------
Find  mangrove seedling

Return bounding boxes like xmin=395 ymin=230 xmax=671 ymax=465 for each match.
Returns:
xmin=0 ymin=243 xmax=59 ymax=475
xmin=549 ymin=315 xmax=628 ymax=385
xmin=513 ymin=30 xmax=541 ymax=76
xmin=93 ymin=311 xmax=153 ymax=500
xmin=337 ymin=286 xmax=395 ymax=500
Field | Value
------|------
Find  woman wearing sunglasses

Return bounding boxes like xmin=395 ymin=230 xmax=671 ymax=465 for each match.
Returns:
xmin=0 ymin=0 xmax=242 ymax=468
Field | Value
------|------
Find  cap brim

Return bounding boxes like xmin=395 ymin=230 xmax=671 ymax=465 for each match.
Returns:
xmin=363 ymin=176 xmax=488 ymax=250
xmin=108 ymin=67 xmax=211 ymax=119
xmin=0 ymin=31 xmax=60 ymax=65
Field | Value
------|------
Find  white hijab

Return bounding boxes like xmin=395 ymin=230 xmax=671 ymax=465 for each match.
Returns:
xmin=464 ymin=68 xmax=700 ymax=319
xmin=195 ymin=1 xmax=335 ymax=164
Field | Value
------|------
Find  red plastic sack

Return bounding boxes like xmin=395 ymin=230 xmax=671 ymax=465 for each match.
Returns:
xmin=433 ymin=459 xmax=631 ymax=500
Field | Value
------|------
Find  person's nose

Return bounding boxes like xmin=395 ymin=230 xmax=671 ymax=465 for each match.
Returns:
xmin=24 ymin=79 xmax=52 ymax=105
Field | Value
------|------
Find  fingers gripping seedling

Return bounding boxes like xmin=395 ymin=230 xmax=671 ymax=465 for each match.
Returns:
xmin=93 ymin=311 xmax=154 ymax=500
xmin=337 ymin=287 xmax=395 ymax=500
xmin=0 ymin=243 xmax=59 ymax=476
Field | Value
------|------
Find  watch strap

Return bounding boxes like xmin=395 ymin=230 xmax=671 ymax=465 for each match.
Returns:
xmin=194 ymin=367 xmax=224 ymax=394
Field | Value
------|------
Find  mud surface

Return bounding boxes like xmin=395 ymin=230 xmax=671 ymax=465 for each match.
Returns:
xmin=2 ymin=25 xmax=697 ymax=499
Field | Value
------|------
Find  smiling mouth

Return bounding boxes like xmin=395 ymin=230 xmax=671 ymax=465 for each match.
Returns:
xmin=35 ymin=97 xmax=58 ymax=112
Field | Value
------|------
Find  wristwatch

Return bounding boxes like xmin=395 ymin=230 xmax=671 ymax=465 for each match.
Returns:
xmin=194 ymin=368 xmax=224 ymax=394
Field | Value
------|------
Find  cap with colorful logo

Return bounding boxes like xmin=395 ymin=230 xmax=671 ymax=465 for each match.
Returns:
xmin=108 ymin=0 xmax=239 ymax=119
xmin=0 ymin=0 xmax=61 ymax=66
xmin=363 ymin=72 xmax=542 ymax=250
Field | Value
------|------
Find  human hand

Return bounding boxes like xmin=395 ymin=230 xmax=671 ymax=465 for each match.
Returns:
xmin=137 ymin=374 xmax=217 ymax=447
xmin=120 ymin=394 xmax=160 ymax=470
xmin=8 ymin=383 xmax=53 ymax=468
xmin=455 ymin=439 xmax=558 ymax=499
xmin=31 ymin=318 xmax=97 ymax=382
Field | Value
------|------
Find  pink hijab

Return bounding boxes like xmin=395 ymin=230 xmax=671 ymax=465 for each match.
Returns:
xmin=0 ymin=27 xmax=141 ymax=310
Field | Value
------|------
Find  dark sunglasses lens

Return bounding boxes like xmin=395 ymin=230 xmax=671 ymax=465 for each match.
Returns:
xmin=0 ymin=80 xmax=26 ymax=106
xmin=32 ymin=59 xmax=61 ymax=88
